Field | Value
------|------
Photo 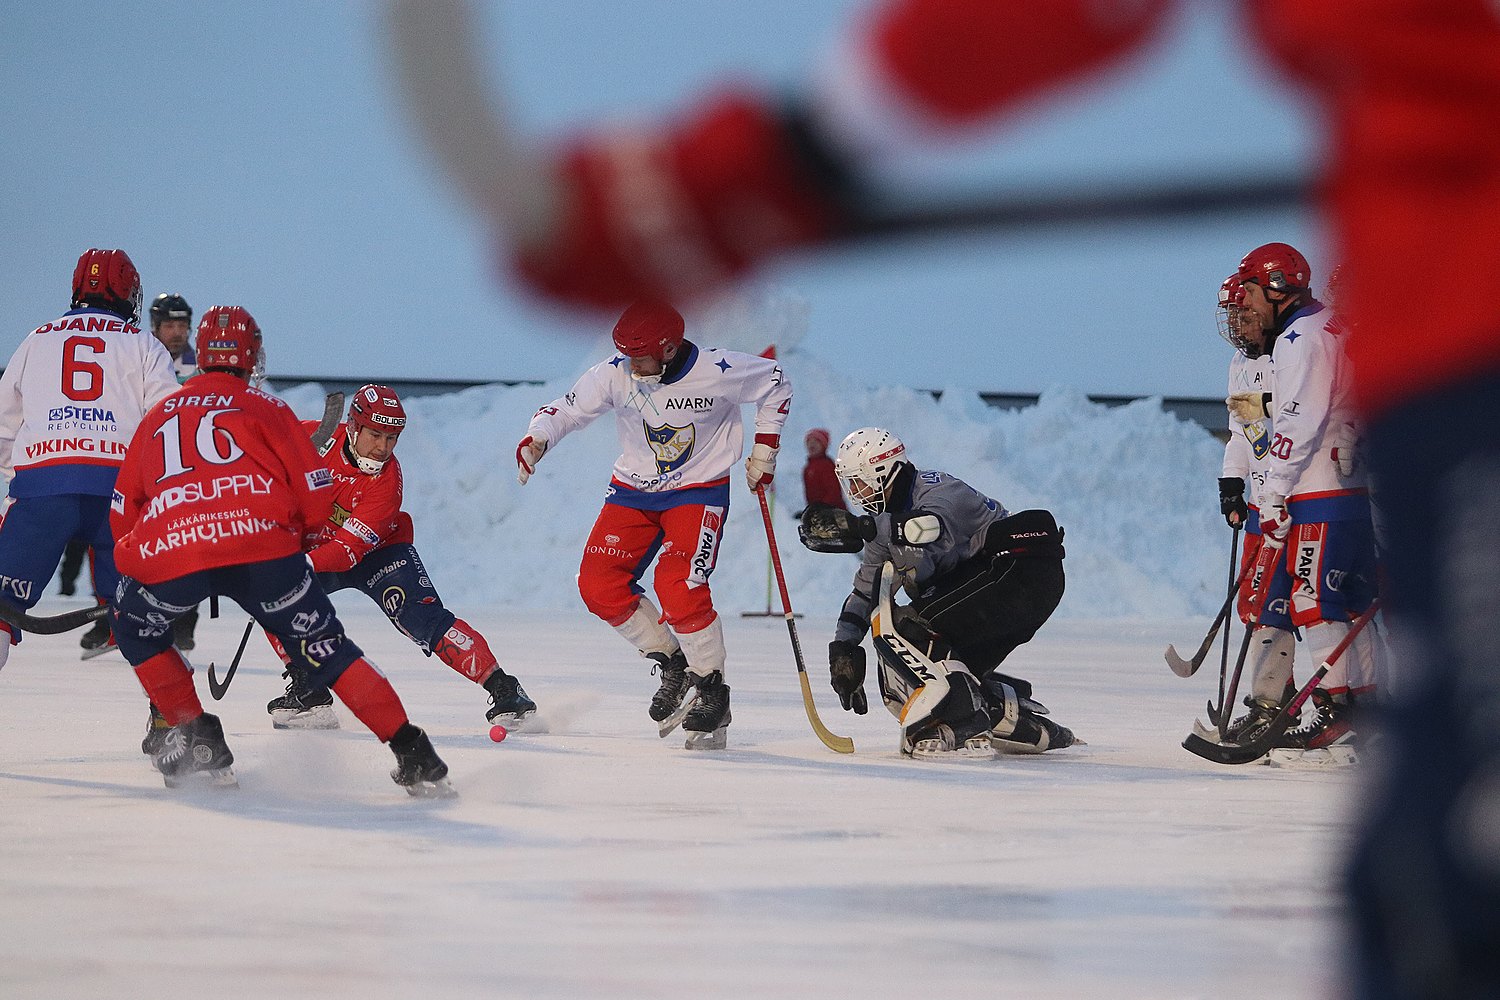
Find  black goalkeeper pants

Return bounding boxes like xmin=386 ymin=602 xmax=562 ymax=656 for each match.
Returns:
xmin=907 ymin=554 xmax=1065 ymax=679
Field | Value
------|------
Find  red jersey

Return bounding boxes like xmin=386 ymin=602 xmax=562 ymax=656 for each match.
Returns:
xmin=110 ymin=373 xmax=335 ymax=584
xmin=302 ymin=421 xmax=414 ymax=573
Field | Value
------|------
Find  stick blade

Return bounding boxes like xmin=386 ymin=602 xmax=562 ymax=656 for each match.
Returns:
xmin=1164 ymin=644 xmax=1199 ymax=678
xmin=1181 ymin=731 xmax=1267 ymax=765
xmin=0 ymin=598 xmax=108 ymax=635
xmin=797 ymin=672 xmax=854 ymax=754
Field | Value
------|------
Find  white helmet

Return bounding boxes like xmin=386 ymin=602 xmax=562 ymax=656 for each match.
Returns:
xmin=835 ymin=427 xmax=907 ymax=514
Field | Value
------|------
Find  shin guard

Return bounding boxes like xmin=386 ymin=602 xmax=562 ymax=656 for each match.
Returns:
xmin=330 ymin=658 xmax=409 ymax=742
xmin=677 ymin=613 xmax=726 ymax=679
xmin=434 ymin=618 xmax=499 ymax=684
xmin=134 ymin=648 xmax=202 ymax=725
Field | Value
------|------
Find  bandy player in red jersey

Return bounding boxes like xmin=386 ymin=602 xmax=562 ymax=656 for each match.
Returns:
xmin=0 ymin=249 xmax=178 ymax=672
xmin=109 ymin=305 xmax=453 ymax=795
xmin=515 ymin=301 xmax=791 ymax=749
xmin=260 ymin=384 xmax=537 ymax=730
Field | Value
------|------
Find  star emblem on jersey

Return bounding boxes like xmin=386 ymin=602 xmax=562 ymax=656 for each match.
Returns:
xmin=1284 ymin=331 xmax=1300 ymax=342
xmin=644 ymin=421 xmax=696 ymax=474
xmin=715 ymin=358 xmax=732 ymax=372
xmin=610 ymin=355 xmax=627 ymax=367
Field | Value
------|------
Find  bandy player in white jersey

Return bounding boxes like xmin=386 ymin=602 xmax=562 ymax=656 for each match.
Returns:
xmin=1215 ymin=273 xmax=1300 ymax=744
xmin=515 ymin=300 xmax=792 ymax=749
xmin=0 ymin=249 xmax=178 ymax=671
xmin=1237 ymin=242 xmax=1380 ymax=755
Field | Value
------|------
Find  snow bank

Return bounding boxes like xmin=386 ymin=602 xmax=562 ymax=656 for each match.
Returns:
xmin=277 ymin=349 xmax=1227 ymax=627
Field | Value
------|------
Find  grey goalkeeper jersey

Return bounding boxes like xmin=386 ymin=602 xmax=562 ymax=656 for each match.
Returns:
xmin=835 ymin=469 xmax=1009 ymax=643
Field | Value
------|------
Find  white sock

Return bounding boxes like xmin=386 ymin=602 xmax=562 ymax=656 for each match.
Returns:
xmin=612 ymin=598 xmax=680 ymax=659
xmin=677 ymin=614 xmax=726 ymax=679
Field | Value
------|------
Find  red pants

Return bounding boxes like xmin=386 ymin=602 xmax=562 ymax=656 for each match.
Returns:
xmin=577 ymin=501 xmax=726 ymax=632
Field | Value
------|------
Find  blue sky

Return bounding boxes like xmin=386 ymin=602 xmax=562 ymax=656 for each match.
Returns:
xmin=1 ymin=1 xmax=1319 ymax=397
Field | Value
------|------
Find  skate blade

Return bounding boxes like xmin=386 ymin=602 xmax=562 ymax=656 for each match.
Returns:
xmin=163 ymin=767 xmax=239 ymax=790
xmin=990 ymin=733 xmax=1084 ymax=755
xmin=402 ymin=777 xmax=458 ymax=798
xmin=683 ymin=726 xmax=728 ymax=751
xmin=270 ymin=705 xmax=340 ymax=730
xmin=914 ymin=737 xmax=997 ymax=760
xmin=487 ymin=709 xmax=544 ymax=732
xmin=1265 ymin=746 xmax=1358 ymax=769
xmin=658 ymin=692 xmax=700 ymax=738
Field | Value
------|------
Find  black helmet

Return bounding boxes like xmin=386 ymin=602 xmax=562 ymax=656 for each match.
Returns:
xmin=149 ymin=292 xmax=192 ymax=329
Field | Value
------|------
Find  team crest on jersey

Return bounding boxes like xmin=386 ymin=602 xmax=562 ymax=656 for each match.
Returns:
xmin=1243 ymin=421 xmax=1271 ymax=461
xmin=644 ymin=421 xmax=695 ymax=474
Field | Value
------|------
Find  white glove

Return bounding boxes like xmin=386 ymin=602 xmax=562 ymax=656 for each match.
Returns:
xmin=516 ymin=435 xmax=548 ymax=485
xmin=1226 ymin=392 xmax=1270 ymax=423
xmin=745 ymin=436 xmax=778 ymax=491
xmin=1258 ymin=493 xmax=1291 ymax=546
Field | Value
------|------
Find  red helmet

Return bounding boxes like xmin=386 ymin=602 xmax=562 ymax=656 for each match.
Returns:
xmin=71 ymin=248 xmax=142 ymax=323
xmin=1237 ymin=242 xmax=1312 ymax=294
xmin=195 ymin=305 xmax=263 ymax=377
xmin=348 ymin=384 xmax=407 ymax=436
xmin=611 ymin=300 xmax=685 ymax=360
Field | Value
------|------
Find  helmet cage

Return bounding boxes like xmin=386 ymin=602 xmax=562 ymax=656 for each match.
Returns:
xmin=835 ymin=428 xmax=907 ymax=515
xmin=1216 ymin=275 xmax=1263 ymax=358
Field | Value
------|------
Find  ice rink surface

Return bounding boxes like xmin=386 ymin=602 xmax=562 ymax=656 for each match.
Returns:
xmin=0 ymin=602 xmax=1356 ymax=1000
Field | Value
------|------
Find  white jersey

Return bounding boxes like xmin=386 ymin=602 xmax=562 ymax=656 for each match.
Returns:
xmin=1221 ymin=352 xmax=1276 ymax=512
xmin=0 ymin=308 xmax=179 ymax=498
xmin=1263 ymin=301 xmax=1366 ymax=511
xmin=526 ymin=342 xmax=792 ymax=507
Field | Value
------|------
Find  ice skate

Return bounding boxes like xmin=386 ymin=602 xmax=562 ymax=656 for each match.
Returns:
xmin=990 ymin=712 xmax=1081 ymax=755
xmin=483 ymin=670 xmax=537 ymax=727
xmin=389 ymin=723 xmax=456 ymax=798
xmin=267 ymin=667 xmax=340 ymax=730
xmin=79 ymin=619 xmax=117 ymax=660
xmin=153 ymin=713 xmax=238 ymax=789
xmin=1224 ymin=695 xmax=1283 ymax=745
xmin=141 ymin=701 xmax=172 ymax=756
xmin=682 ymin=671 xmax=730 ymax=750
xmin=646 ymin=649 xmax=691 ymax=722
xmin=1274 ymin=688 xmax=1353 ymax=752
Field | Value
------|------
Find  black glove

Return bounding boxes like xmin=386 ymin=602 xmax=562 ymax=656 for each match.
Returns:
xmin=829 ymin=639 xmax=869 ymax=714
xmin=800 ymin=503 xmax=877 ymax=554
xmin=1218 ymin=477 xmax=1248 ymax=530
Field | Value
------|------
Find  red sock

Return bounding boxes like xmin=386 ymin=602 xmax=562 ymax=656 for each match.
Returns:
xmin=330 ymin=658 xmax=409 ymax=742
xmin=134 ymin=649 xmax=202 ymax=725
